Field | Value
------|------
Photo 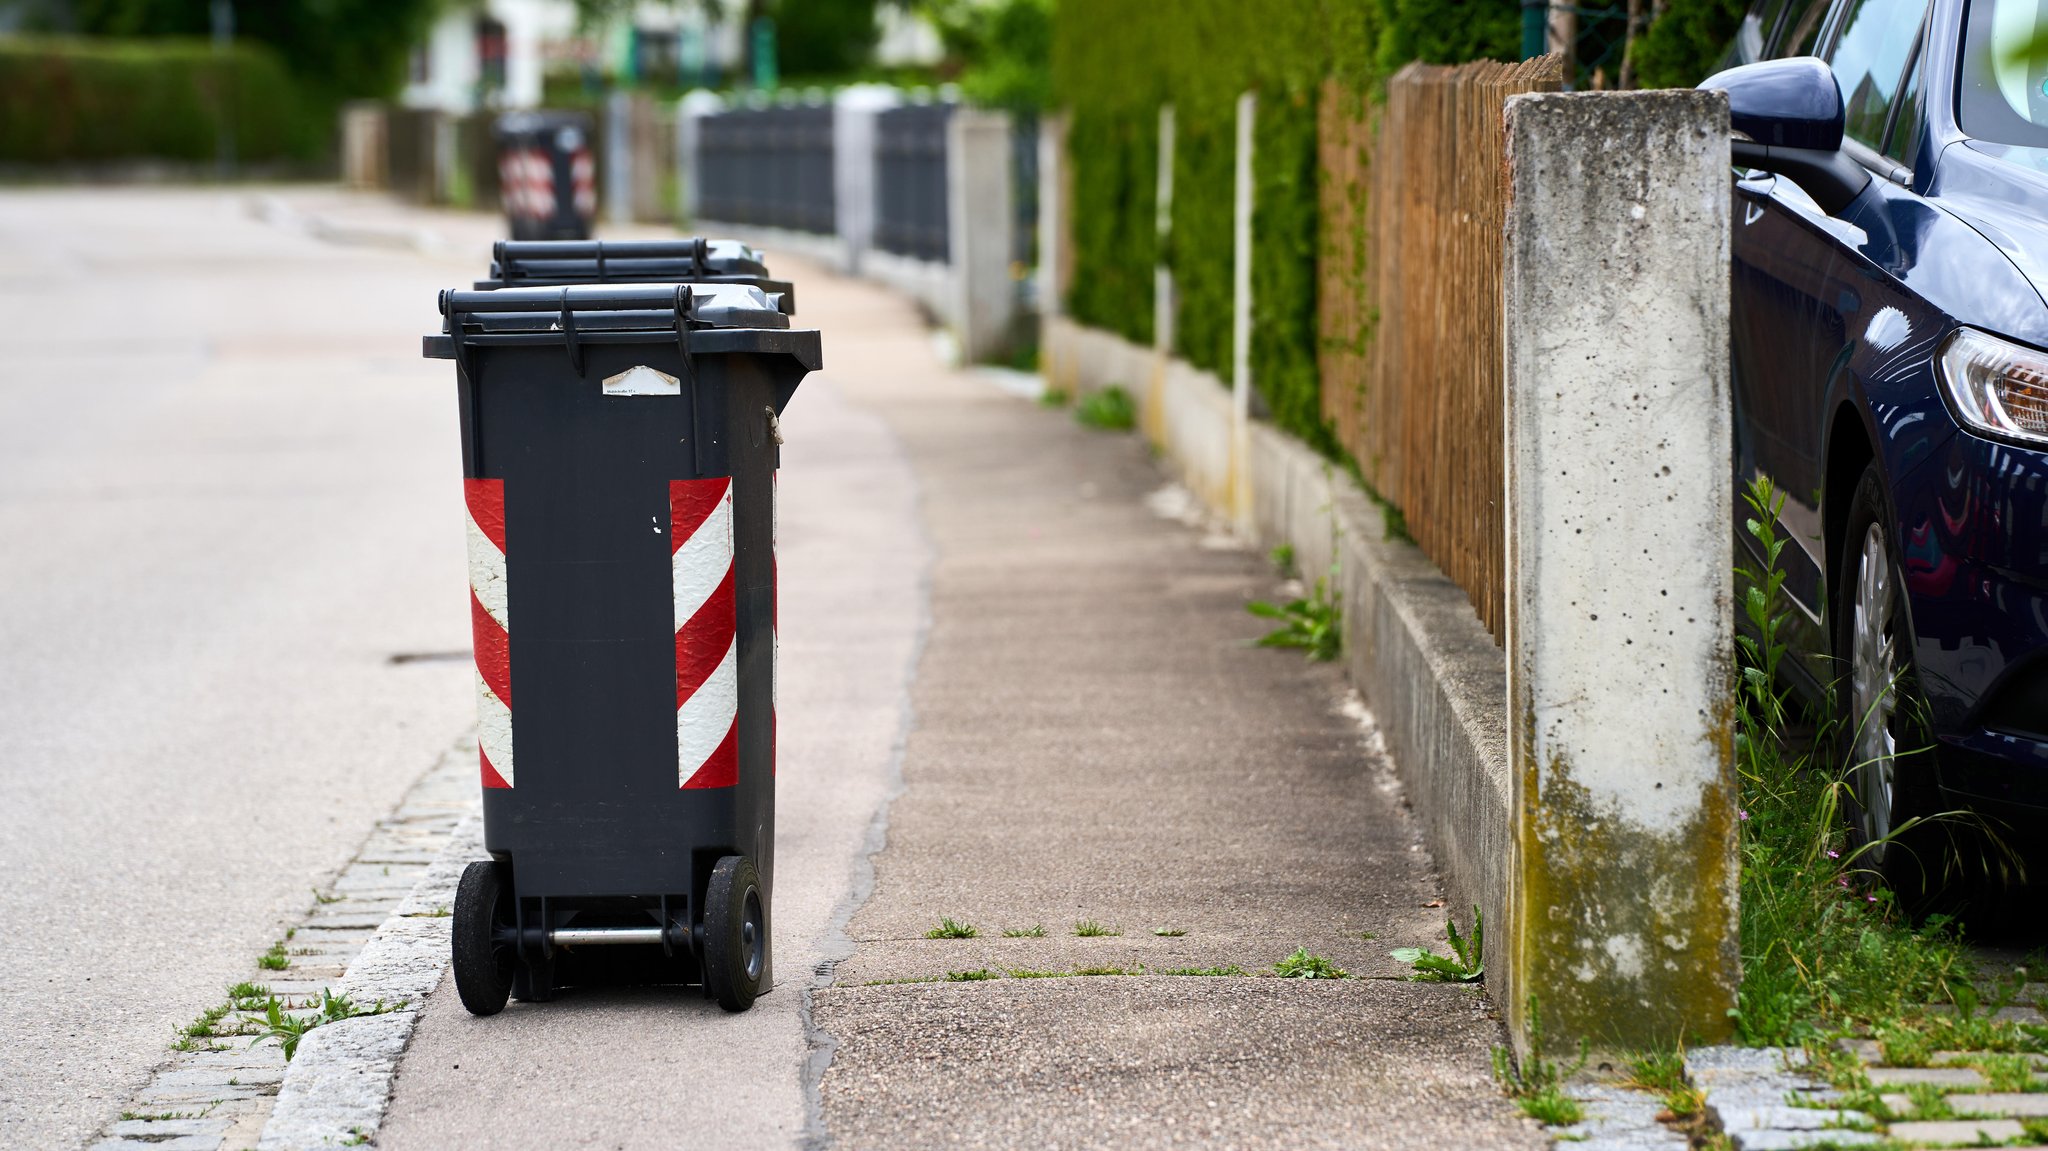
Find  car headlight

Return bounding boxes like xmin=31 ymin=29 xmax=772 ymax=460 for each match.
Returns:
xmin=1937 ymin=327 xmax=2048 ymax=447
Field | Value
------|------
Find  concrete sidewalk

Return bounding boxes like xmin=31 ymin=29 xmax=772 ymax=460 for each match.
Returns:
xmin=796 ymin=262 xmax=1546 ymax=1149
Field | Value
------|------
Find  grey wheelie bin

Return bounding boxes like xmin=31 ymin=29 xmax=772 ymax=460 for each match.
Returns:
xmin=474 ymin=238 xmax=796 ymax=315
xmin=423 ymin=281 xmax=819 ymax=1013
xmin=495 ymin=111 xmax=596 ymax=241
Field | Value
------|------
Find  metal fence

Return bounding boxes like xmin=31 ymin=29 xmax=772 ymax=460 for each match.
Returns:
xmin=874 ymin=103 xmax=951 ymax=263
xmin=696 ymin=105 xmax=836 ymax=235
xmin=1317 ymin=56 xmax=1564 ymax=642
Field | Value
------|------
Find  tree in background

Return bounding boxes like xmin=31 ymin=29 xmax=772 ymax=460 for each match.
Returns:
xmin=903 ymin=0 xmax=1049 ymax=111
xmin=775 ymin=0 xmax=879 ymax=77
xmin=1374 ymin=0 xmax=1521 ymax=73
xmin=1631 ymin=0 xmax=1745 ymax=87
xmin=58 ymin=0 xmax=444 ymax=102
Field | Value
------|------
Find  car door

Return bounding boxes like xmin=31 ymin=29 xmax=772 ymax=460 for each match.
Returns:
xmin=1731 ymin=0 xmax=1929 ymax=687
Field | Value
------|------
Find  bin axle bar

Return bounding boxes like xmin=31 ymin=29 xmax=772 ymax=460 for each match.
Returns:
xmin=549 ymin=926 xmax=672 ymax=946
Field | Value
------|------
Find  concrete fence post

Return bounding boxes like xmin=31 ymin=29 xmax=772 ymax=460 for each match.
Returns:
xmin=834 ymin=85 xmax=900 ymax=274
xmin=1501 ymin=89 xmax=1736 ymax=1057
xmin=605 ymin=88 xmax=632 ymax=226
xmin=1146 ymin=102 xmax=1177 ymax=450
xmin=340 ymin=102 xmax=387 ymax=191
xmin=1230 ymin=91 xmax=1256 ymax=533
xmin=947 ymin=107 xmax=1017 ymax=364
xmin=675 ymin=89 xmax=724 ymax=227
xmin=1037 ymin=112 xmax=1067 ymax=324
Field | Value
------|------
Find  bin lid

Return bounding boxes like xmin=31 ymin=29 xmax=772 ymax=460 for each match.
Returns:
xmin=474 ymin=238 xmax=793 ymax=314
xmin=424 ymin=281 xmax=820 ymax=373
xmin=495 ymin=109 xmax=593 ymax=146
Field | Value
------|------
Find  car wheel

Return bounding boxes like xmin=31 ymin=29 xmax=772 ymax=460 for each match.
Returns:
xmin=1836 ymin=463 xmax=1937 ymax=897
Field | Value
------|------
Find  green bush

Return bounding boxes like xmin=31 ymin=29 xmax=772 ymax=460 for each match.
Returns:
xmin=0 ymin=37 xmax=320 ymax=164
xmin=1633 ymin=0 xmax=1747 ymax=88
xmin=1053 ymin=0 xmax=1506 ymax=451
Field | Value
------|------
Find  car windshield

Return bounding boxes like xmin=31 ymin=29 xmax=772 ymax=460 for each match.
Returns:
xmin=1962 ymin=0 xmax=2048 ymax=146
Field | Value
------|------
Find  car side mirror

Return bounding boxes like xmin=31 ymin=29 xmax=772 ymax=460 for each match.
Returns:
xmin=1699 ymin=57 xmax=1871 ymax=215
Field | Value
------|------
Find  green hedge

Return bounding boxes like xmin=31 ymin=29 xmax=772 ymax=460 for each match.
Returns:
xmin=0 ymin=37 xmax=321 ymax=165
xmin=1053 ymin=0 xmax=1514 ymax=450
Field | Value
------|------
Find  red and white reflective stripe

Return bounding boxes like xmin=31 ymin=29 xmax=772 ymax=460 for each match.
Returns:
xmin=497 ymin=145 xmax=557 ymax=219
xmin=571 ymin=150 xmax=596 ymax=219
xmin=672 ymin=477 xmax=738 ymax=789
xmin=466 ymin=479 xmax=513 ymax=789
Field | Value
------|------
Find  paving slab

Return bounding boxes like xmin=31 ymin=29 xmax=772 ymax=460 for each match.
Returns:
xmin=1889 ymin=1117 xmax=2027 ymax=1143
xmin=801 ymin=259 xmax=1541 ymax=1147
xmin=1866 ymin=1067 xmax=1987 ymax=1088
xmin=1947 ymin=1091 xmax=2048 ymax=1116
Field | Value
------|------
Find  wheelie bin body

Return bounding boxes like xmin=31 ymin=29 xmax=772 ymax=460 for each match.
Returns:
xmin=495 ymin=111 xmax=597 ymax=241
xmin=424 ymin=282 xmax=818 ymax=1013
xmin=474 ymin=238 xmax=796 ymax=315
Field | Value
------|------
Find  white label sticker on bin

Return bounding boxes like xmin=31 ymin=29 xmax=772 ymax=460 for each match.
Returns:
xmin=602 ymin=364 xmax=681 ymax=397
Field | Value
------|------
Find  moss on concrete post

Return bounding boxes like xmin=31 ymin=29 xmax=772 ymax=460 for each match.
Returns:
xmin=1501 ymin=89 xmax=1737 ymax=1058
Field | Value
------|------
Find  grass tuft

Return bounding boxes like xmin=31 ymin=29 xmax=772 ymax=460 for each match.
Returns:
xmin=1074 ymin=385 xmax=1137 ymax=431
xmin=1151 ymin=927 xmax=1188 ymax=937
xmin=1001 ymin=925 xmax=1046 ymax=938
xmin=925 ymin=918 xmax=979 ymax=940
xmin=944 ymin=969 xmax=998 ymax=982
xmin=1272 ymin=949 xmax=1347 ymax=979
xmin=256 ymin=941 xmax=290 ymax=972
xmin=1073 ymin=920 xmax=1120 ymax=938
xmin=1161 ymin=965 xmax=1246 ymax=977
xmin=1074 ymin=965 xmax=1143 ymax=976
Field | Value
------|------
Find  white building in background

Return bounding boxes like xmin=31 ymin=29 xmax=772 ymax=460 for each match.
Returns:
xmin=401 ymin=0 xmax=942 ymax=115
xmin=400 ymin=0 xmax=749 ymax=114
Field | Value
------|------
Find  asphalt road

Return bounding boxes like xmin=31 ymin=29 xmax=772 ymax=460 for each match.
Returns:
xmin=0 ymin=189 xmax=487 ymax=1149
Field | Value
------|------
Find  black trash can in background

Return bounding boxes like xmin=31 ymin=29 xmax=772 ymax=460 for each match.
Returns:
xmin=424 ymin=282 xmax=819 ymax=1014
xmin=474 ymin=238 xmax=796 ymax=315
xmin=495 ymin=111 xmax=596 ymax=241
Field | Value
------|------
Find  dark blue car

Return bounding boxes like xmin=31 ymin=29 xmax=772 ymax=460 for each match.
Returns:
xmin=1707 ymin=0 xmax=2048 ymax=889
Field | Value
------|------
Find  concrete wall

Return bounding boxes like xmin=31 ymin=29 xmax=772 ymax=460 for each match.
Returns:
xmin=1501 ymin=89 xmax=1736 ymax=1055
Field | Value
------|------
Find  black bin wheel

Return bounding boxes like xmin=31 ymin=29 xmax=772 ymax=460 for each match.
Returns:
xmin=452 ymin=860 xmax=515 ymax=1016
xmin=703 ymin=855 xmax=765 ymax=1012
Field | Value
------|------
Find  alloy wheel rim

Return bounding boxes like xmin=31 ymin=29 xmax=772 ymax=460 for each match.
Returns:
xmin=1850 ymin=522 xmax=1898 ymax=858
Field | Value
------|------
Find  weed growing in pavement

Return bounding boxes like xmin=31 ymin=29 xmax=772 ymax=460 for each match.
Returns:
xmin=1623 ymin=1050 xmax=1705 ymax=1121
xmin=1073 ymin=920 xmax=1120 ymax=937
xmin=1269 ymin=543 xmax=1297 ymax=578
xmin=1979 ymin=1052 xmax=2037 ymax=1092
xmin=120 ymin=1110 xmax=197 ymax=1122
xmin=250 ymin=989 xmax=397 ymax=1061
xmin=1005 ymin=969 xmax=1072 ymax=979
xmin=1074 ymin=965 xmax=1144 ymax=976
xmin=1074 ymin=385 xmax=1137 ymax=431
xmin=1902 ymin=1081 xmax=1954 ymax=1120
xmin=312 ymin=888 xmax=343 ymax=905
xmin=1038 ymin=386 xmax=1071 ymax=409
xmin=1247 ymin=564 xmax=1341 ymax=662
xmin=180 ymin=1003 xmax=231 ymax=1040
xmin=1272 ymin=949 xmax=1347 ymax=979
xmin=1000 ymin=925 xmax=1045 ymax=938
xmin=1151 ymin=928 xmax=1187 ymax=937
xmin=1160 ymin=965 xmax=1246 ymax=977
xmin=926 ymin=918 xmax=979 ymax=939
xmin=1493 ymin=998 xmax=1588 ymax=1127
xmin=1390 ymin=908 xmax=1483 ymax=983
xmin=860 ymin=976 xmax=942 ymax=986
xmin=944 ymin=969 xmax=998 ymax=982
xmin=2024 ymin=1117 xmax=2048 ymax=1142
xmin=226 ymin=983 xmax=270 ymax=1011
xmin=1728 ymin=477 xmax=1988 ymax=1048
xmin=1875 ymin=1020 xmax=1932 ymax=1066
xmin=257 ymin=941 xmax=291 ymax=972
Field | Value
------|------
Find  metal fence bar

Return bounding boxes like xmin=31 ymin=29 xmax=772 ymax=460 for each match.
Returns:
xmin=695 ymin=105 xmax=836 ymax=234
xmin=874 ymin=103 xmax=952 ymax=263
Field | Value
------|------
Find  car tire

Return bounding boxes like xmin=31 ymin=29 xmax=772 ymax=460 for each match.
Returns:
xmin=1835 ymin=463 xmax=1942 ymax=901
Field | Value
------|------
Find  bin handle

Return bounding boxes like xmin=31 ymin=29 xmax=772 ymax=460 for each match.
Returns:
xmin=560 ymin=288 xmax=583 ymax=375
xmin=675 ymin=284 xmax=702 ymax=475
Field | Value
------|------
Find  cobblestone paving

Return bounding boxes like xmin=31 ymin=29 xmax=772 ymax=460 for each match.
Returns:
xmin=87 ymin=740 xmax=475 ymax=1151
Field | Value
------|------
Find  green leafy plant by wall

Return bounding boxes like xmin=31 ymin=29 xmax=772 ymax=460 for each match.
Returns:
xmin=0 ymin=37 xmax=318 ymax=165
xmin=1633 ymin=0 xmax=1747 ymax=88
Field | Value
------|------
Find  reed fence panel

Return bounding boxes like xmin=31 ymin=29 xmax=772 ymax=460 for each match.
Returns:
xmin=1318 ymin=56 xmax=1563 ymax=642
